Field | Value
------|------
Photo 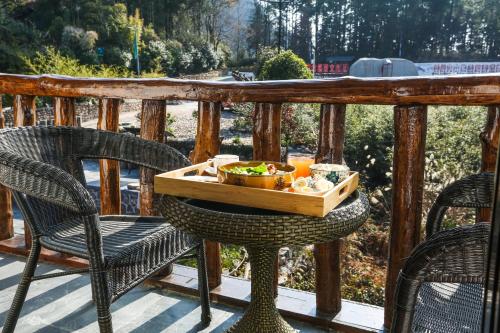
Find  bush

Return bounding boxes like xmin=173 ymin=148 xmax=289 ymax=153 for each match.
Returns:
xmin=185 ymin=40 xmax=220 ymax=73
xmin=258 ymin=50 xmax=313 ymax=80
xmin=0 ymin=9 xmax=42 ymax=73
xmin=345 ymin=105 xmax=394 ymax=189
xmin=61 ymin=26 xmax=99 ymax=64
xmin=141 ymin=40 xmax=173 ymax=74
xmin=24 ymin=47 xmax=131 ymax=78
xmin=103 ymin=47 xmax=132 ymax=68
xmin=255 ymin=46 xmax=278 ymax=77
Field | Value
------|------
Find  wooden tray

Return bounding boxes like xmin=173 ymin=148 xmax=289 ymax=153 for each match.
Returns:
xmin=154 ymin=161 xmax=359 ymax=217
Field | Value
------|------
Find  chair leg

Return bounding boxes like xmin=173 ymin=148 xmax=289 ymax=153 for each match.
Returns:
xmin=2 ymin=239 xmax=41 ymax=333
xmin=88 ymin=268 xmax=113 ymax=332
xmin=197 ymin=241 xmax=212 ymax=327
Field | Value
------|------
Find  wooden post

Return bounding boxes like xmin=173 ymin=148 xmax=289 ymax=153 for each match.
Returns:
xmin=253 ymin=103 xmax=282 ymax=161
xmin=53 ymin=97 xmax=76 ymax=126
xmin=384 ymin=105 xmax=427 ymax=328
xmin=314 ymin=104 xmax=346 ymax=315
xmin=13 ymin=95 xmax=37 ymax=248
xmin=13 ymin=95 xmax=36 ymax=126
xmin=0 ymin=96 xmax=13 ymax=240
xmin=252 ymin=102 xmax=282 ymax=296
xmin=139 ymin=99 xmax=166 ymax=216
xmin=98 ymin=99 xmax=122 ymax=215
xmin=479 ymin=105 xmax=500 ymax=222
xmin=191 ymin=101 xmax=223 ymax=289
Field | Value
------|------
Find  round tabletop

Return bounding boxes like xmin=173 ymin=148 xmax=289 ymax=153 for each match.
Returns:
xmin=160 ymin=190 xmax=369 ymax=247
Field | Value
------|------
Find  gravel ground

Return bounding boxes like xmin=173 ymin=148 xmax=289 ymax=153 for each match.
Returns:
xmin=82 ymin=100 xmax=252 ymax=144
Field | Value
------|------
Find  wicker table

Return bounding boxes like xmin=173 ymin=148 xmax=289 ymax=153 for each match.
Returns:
xmin=160 ymin=191 xmax=369 ymax=333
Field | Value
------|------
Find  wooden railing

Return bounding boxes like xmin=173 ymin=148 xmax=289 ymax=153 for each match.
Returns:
xmin=0 ymin=73 xmax=499 ymax=331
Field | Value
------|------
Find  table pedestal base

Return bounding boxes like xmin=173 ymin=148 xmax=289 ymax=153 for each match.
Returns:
xmin=227 ymin=247 xmax=295 ymax=333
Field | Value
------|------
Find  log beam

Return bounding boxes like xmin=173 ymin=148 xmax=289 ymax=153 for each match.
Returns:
xmin=140 ymin=100 xmax=166 ymax=216
xmin=1 ymin=73 xmax=499 ymax=105
xmin=479 ymin=105 xmax=500 ymax=222
xmin=0 ymin=96 xmax=13 ymax=240
xmin=314 ymin=104 xmax=346 ymax=315
xmin=384 ymin=105 xmax=427 ymax=328
xmin=98 ymin=99 xmax=122 ymax=215
xmin=191 ymin=101 xmax=223 ymax=289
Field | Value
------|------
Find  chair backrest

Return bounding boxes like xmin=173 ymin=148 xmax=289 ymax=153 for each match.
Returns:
xmin=0 ymin=127 xmax=89 ymax=236
xmin=0 ymin=126 xmax=190 ymax=237
xmin=426 ymin=172 xmax=495 ymax=238
xmin=391 ymin=223 xmax=490 ymax=332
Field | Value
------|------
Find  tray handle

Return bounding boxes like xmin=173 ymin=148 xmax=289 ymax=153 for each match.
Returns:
xmin=165 ymin=161 xmax=211 ymax=178
xmin=337 ymin=181 xmax=351 ymax=202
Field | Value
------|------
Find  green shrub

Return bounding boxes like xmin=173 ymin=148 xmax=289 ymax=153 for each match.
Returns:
xmin=60 ymin=26 xmax=99 ymax=65
xmin=24 ymin=47 xmax=131 ymax=78
xmin=258 ymin=50 xmax=313 ymax=80
xmin=0 ymin=8 xmax=42 ymax=73
xmin=255 ymin=46 xmax=278 ymax=78
xmin=141 ymin=40 xmax=173 ymax=74
xmin=345 ymin=105 xmax=394 ymax=188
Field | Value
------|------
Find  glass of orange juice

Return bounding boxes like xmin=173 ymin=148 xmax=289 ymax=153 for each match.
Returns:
xmin=287 ymin=153 xmax=316 ymax=178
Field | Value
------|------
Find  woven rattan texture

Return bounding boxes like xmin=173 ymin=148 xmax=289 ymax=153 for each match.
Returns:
xmin=426 ymin=172 xmax=494 ymax=238
xmin=227 ymin=247 xmax=295 ymax=333
xmin=392 ymin=222 xmax=490 ymax=332
xmin=160 ymin=191 xmax=369 ymax=248
xmin=160 ymin=192 xmax=369 ymax=333
xmin=0 ymin=126 xmax=210 ymax=333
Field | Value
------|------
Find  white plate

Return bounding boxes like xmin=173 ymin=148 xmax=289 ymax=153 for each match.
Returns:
xmin=204 ymin=166 xmax=217 ymax=176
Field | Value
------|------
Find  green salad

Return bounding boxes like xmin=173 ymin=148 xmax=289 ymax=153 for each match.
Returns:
xmin=229 ymin=163 xmax=273 ymax=175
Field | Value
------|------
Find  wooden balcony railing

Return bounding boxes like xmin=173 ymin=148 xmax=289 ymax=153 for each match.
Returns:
xmin=0 ymin=73 xmax=499 ymax=331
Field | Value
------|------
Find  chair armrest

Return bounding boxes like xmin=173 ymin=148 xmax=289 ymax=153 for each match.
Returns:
xmin=73 ymin=128 xmax=190 ymax=172
xmin=426 ymin=172 xmax=494 ymax=238
xmin=0 ymin=150 xmax=97 ymax=215
xmin=391 ymin=223 xmax=490 ymax=332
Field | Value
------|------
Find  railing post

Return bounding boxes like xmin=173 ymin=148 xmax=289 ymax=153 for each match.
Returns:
xmin=98 ymin=99 xmax=122 ymax=215
xmin=0 ymin=96 xmax=13 ymax=240
xmin=53 ymin=97 xmax=76 ymax=126
xmin=479 ymin=105 xmax=500 ymax=222
xmin=191 ymin=101 xmax=223 ymax=289
xmin=140 ymin=99 xmax=166 ymax=216
xmin=13 ymin=95 xmax=37 ymax=248
xmin=314 ymin=104 xmax=346 ymax=315
xmin=253 ymin=103 xmax=282 ymax=161
xmin=252 ymin=102 xmax=282 ymax=296
xmin=385 ymin=105 xmax=427 ymax=328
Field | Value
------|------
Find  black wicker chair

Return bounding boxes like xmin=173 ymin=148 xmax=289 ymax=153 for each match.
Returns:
xmin=391 ymin=173 xmax=494 ymax=332
xmin=0 ymin=126 xmax=211 ymax=333
xmin=426 ymin=172 xmax=494 ymax=238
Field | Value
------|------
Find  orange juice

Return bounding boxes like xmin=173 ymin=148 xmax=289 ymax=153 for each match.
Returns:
xmin=287 ymin=154 xmax=315 ymax=178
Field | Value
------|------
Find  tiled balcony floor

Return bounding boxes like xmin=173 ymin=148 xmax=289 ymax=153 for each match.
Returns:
xmin=0 ymin=254 xmax=326 ymax=333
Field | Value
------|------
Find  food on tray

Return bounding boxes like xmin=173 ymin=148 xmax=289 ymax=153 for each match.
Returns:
xmin=291 ymin=176 xmax=334 ymax=195
xmin=228 ymin=162 xmax=284 ymax=176
xmin=218 ymin=161 xmax=295 ymax=190
xmin=309 ymin=163 xmax=350 ymax=184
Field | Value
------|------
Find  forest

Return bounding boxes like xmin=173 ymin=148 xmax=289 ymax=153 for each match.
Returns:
xmin=0 ymin=0 xmax=498 ymax=77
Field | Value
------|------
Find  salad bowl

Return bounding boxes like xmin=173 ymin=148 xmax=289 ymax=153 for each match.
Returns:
xmin=217 ymin=161 xmax=295 ymax=190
